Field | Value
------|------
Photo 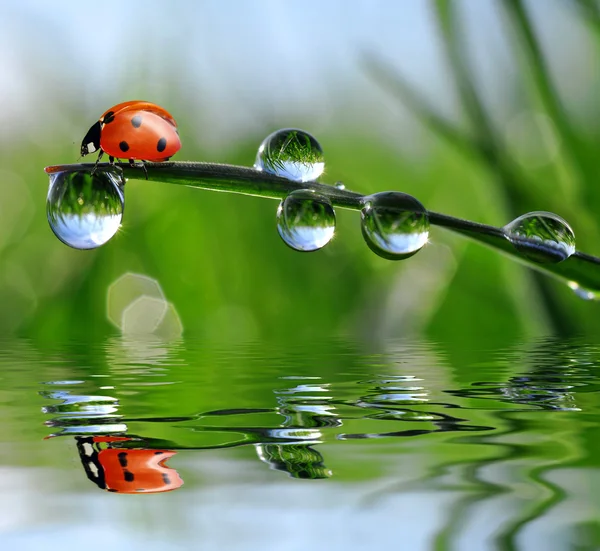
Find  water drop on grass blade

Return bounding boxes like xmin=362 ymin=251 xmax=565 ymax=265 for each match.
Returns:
xmin=276 ymin=190 xmax=336 ymax=252
xmin=46 ymin=167 xmax=125 ymax=249
xmin=255 ymin=129 xmax=325 ymax=182
xmin=568 ymin=282 xmax=600 ymax=301
xmin=503 ymin=211 xmax=575 ymax=264
xmin=360 ymin=192 xmax=429 ymax=260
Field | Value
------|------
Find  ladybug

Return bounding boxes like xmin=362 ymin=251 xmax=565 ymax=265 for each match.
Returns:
xmin=76 ymin=436 xmax=183 ymax=494
xmin=80 ymin=100 xmax=181 ymax=166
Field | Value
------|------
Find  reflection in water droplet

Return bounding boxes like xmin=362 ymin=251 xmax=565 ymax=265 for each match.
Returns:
xmin=47 ymin=167 xmax=124 ymax=249
xmin=503 ymin=211 xmax=575 ymax=263
xmin=276 ymin=190 xmax=336 ymax=252
xmin=335 ymin=181 xmax=345 ymax=190
xmin=254 ymin=129 xmax=325 ymax=182
xmin=360 ymin=192 xmax=429 ymax=260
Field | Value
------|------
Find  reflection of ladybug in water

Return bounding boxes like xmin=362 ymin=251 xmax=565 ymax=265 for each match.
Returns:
xmin=76 ymin=436 xmax=183 ymax=494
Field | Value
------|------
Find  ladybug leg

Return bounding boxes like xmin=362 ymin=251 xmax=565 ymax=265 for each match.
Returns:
xmin=128 ymin=159 xmax=148 ymax=180
xmin=91 ymin=150 xmax=104 ymax=176
xmin=107 ymin=156 xmax=125 ymax=178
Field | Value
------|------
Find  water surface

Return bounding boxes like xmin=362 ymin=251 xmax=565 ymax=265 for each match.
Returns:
xmin=1 ymin=336 xmax=599 ymax=550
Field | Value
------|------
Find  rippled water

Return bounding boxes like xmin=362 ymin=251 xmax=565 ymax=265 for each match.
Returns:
xmin=2 ymin=336 xmax=600 ymax=550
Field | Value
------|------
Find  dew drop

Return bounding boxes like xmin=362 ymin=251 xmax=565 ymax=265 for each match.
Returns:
xmin=46 ymin=167 xmax=125 ymax=249
xmin=503 ymin=211 xmax=575 ymax=264
xmin=567 ymin=282 xmax=599 ymax=301
xmin=255 ymin=129 xmax=324 ymax=182
xmin=335 ymin=181 xmax=345 ymax=190
xmin=276 ymin=190 xmax=336 ymax=252
xmin=360 ymin=192 xmax=429 ymax=260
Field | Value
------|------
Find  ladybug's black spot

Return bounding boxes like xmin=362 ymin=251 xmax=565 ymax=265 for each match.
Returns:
xmin=119 ymin=141 xmax=130 ymax=153
xmin=124 ymin=470 xmax=134 ymax=482
xmin=103 ymin=111 xmax=115 ymax=124
xmin=162 ymin=473 xmax=171 ymax=485
xmin=155 ymin=451 xmax=164 ymax=455
xmin=157 ymin=137 xmax=167 ymax=152
xmin=131 ymin=115 xmax=142 ymax=128
xmin=107 ymin=488 xmax=118 ymax=493
xmin=117 ymin=452 xmax=128 ymax=468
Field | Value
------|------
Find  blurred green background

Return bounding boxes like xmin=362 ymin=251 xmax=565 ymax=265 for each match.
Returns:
xmin=2 ymin=0 xmax=599 ymax=345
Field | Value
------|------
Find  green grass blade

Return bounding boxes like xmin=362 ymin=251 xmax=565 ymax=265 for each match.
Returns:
xmin=45 ymin=162 xmax=600 ymax=297
xmin=360 ymin=52 xmax=479 ymax=157
xmin=501 ymin=0 xmax=591 ymax=184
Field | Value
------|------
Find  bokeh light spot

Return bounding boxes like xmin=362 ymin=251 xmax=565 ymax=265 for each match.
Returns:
xmin=107 ymin=273 xmax=182 ymax=337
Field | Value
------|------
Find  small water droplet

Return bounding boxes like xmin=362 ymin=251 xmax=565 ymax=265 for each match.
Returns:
xmin=276 ymin=190 xmax=336 ymax=252
xmin=47 ymin=167 xmax=124 ymax=249
xmin=568 ymin=281 xmax=599 ymax=301
xmin=255 ymin=129 xmax=324 ymax=182
xmin=335 ymin=181 xmax=345 ymax=190
xmin=360 ymin=192 xmax=429 ymax=260
xmin=503 ymin=211 xmax=575 ymax=263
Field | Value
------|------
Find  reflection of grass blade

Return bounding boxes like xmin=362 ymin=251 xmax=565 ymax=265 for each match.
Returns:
xmin=495 ymin=461 xmax=567 ymax=551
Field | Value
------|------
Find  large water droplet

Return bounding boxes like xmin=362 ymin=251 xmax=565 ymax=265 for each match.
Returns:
xmin=503 ymin=211 xmax=575 ymax=263
xmin=276 ymin=190 xmax=336 ymax=252
xmin=360 ymin=192 xmax=429 ymax=260
xmin=255 ymin=129 xmax=324 ymax=182
xmin=47 ymin=167 xmax=125 ymax=249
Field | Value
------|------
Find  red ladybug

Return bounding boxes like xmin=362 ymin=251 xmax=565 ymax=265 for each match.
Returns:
xmin=76 ymin=436 xmax=183 ymax=494
xmin=80 ymin=101 xmax=181 ymax=165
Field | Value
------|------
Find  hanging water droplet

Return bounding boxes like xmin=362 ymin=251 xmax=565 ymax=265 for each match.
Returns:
xmin=567 ymin=282 xmax=599 ymax=301
xmin=360 ymin=192 xmax=429 ymax=260
xmin=335 ymin=181 xmax=345 ymax=190
xmin=276 ymin=190 xmax=336 ymax=252
xmin=503 ymin=211 xmax=575 ymax=264
xmin=255 ymin=129 xmax=325 ymax=182
xmin=46 ymin=167 xmax=125 ymax=249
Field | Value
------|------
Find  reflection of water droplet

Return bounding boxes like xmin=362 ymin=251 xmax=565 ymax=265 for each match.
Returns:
xmin=568 ymin=281 xmax=600 ymax=301
xmin=255 ymin=444 xmax=332 ymax=479
xmin=335 ymin=181 xmax=345 ymax=190
xmin=503 ymin=211 xmax=575 ymax=263
xmin=254 ymin=129 xmax=324 ymax=182
xmin=360 ymin=192 xmax=429 ymax=260
xmin=276 ymin=190 xmax=335 ymax=252
xmin=47 ymin=167 xmax=124 ymax=249
xmin=40 ymin=390 xmax=120 ymax=418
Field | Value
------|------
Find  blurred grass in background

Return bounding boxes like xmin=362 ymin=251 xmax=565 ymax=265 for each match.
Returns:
xmin=1 ymin=0 xmax=599 ymax=346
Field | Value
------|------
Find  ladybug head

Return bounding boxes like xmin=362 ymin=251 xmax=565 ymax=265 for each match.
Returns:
xmin=81 ymin=121 xmax=101 ymax=157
